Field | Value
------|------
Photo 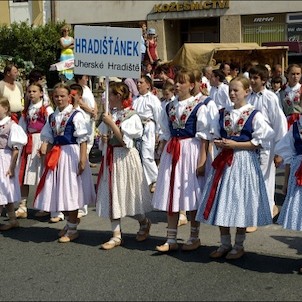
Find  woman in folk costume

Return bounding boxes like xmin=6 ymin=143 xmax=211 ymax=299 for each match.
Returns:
xmin=0 ymin=97 xmax=27 ymax=231
xmin=275 ymin=114 xmax=302 ymax=273
xmin=96 ymin=82 xmax=152 ymax=250
xmin=196 ymin=76 xmax=274 ymax=260
xmin=152 ymin=68 xmax=218 ymax=252
xmin=34 ymin=83 xmax=96 ymax=243
xmin=16 ymin=82 xmax=53 ymax=219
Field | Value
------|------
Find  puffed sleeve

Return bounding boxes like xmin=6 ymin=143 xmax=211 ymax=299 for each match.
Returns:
xmin=207 ymin=100 xmax=220 ymax=139
xmin=158 ymin=106 xmax=171 ymax=141
xmin=274 ymin=128 xmax=295 ymax=164
xmin=40 ymin=118 xmax=54 ymax=144
xmin=72 ymin=111 xmax=89 ymax=144
xmin=196 ymin=103 xmax=214 ymax=140
xmin=8 ymin=123 xmax=28 ymax=149
xmin=121 ymin=114 xmax=143 ymax=148
xmin=97 ymin=122 xmax=108 ymax=152
xmin=251 ymin=111 xmax=275 ymax=149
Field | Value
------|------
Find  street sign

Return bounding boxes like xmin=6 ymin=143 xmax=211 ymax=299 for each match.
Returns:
xmin=74 ymin=25 xmax=141 ymax=78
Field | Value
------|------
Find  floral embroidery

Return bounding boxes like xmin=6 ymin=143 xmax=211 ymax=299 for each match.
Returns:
xmin=114 ymin=107 xmax=135 ymax=127
xmin=284 ymin=90 xmax=301 ymax=108
xmin=223 ymin=108 xmax=254 ymax=136
xmin=51 ymin=110 xmax=74 ymax=136
xmin=168 ymin=98 xmax=199 ymax=129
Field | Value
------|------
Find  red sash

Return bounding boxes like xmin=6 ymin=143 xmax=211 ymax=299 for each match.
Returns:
xmin=96 ymin=144 xmax=122 ymax=219
xmin=33 ymin=145 xmax=61 ymax=204
xmin=203 ymin=148 xmax=234 ymax=219
xmin=287 ymin=113 xmax=300 ymax=130
xmin=166 ymin=137 xmax=188 ymax=215
xmin=295 ymin=161 xmax=302 ymax=186
xmin=19 ymin=133 xmax=33 ymax=184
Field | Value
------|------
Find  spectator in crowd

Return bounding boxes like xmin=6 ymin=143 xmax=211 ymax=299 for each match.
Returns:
xmin=0 ymin=64 xmax=24 ymax=122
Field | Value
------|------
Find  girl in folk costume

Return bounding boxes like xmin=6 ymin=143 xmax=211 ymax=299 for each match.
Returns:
xmin=16 ymin=83 xmax=54 ymax=219
xmin=96 ymin=82 xmax=152 ymax=250
xmin=279 ymin=64 xmax=302 ymax=129
xmin=196 ymin=76 xmax=274 ymax=260
xmin=275 ymin=114 xmax=302 ymax=274
xmin=0 ymin=97 xmax=27 ymax=231
xmin=34 ymin=83 xmax=96 ymax=243
xmin=152 ymin=68 xmax=217 ymax=253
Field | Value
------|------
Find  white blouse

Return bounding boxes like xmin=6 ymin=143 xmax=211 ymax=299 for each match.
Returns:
xmin=41 ymin=104 xmax=89 ymax=144
xmin=0 ymin=116 xmax=27 ymax=149
xmin=159 ymin=96 xmax=217 ymax=141
xmin=98 ymin=110 xmax=143 ymax=151
xmin=212 ymin=103 xmax=275 ymax=150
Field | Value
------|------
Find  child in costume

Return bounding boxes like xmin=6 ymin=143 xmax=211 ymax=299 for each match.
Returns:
xmin=34 ymin=83 xmax=95 ymax=243
xmin=196 ymin=76 xmax=274 ymax=259
xmin=96 ymin=82 xmax=152 ymax=250
xmin=0 ymin=97 xmax=27 ymax=231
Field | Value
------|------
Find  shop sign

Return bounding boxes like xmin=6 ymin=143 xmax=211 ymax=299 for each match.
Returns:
xmin=288 ymin=24 xmax=302 ymax=42
xmin=74 ymin=25 xmax=141 ymax=78
xmin=152 ymin=0 xmax=229 ymax=13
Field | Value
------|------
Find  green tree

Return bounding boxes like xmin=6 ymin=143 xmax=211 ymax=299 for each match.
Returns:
xmin=0 ymin=20 xmax=69 ymax=87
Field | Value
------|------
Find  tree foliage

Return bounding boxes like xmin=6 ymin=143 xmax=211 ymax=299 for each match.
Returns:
xmin=0 ymin=20 xmax=70 ymax=87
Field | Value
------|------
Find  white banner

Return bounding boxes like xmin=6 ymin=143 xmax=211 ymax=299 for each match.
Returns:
xmin=74 ymin=25 xmax=141 ymax=78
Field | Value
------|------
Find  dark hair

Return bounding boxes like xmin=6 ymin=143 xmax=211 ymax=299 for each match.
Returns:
xmin=27 ymin=82 xmax=43 ymax=92
xmin=74 ymin=74 xmax=85 ymax=83
xmin=249 ymin=64 xmax=269 ymax=82
xmin=141 ymin=74 xmax=153 ymax=90
xmin=271 ymin=76 xmax=282 ymax=84
xmin=69 ymin=83 xmax=83 ymax=96
xmin=110 ymin=82 xmax=130 ymax=100
xmin=28 ymin=69 xmax=44 ymax=84
xmin=4 ymin=64 xmax=17 ymax=75
xmin=212 ymin=69 xmax=226 ymax=82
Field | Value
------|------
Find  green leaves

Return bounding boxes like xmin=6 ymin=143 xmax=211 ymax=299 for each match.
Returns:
xmin=0 ymin=20 xmax=68 ymax=86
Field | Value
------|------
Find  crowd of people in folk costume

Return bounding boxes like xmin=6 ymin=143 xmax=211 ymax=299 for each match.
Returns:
xmin=2 ymin=51 xmax=302 ymax=271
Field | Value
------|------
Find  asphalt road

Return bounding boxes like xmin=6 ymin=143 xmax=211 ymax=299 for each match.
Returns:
xmin=1 ymin=167 xmax=302 ymax=301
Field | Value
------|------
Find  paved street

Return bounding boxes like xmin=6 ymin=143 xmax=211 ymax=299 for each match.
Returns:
xmin=1 ymin=167 xmax=302 ymax=301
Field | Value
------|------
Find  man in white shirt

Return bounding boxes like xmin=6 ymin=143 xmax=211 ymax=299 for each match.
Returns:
xmin=209 ymin=69 xmax=232 ymax=110
xmin=247 ymin=64 xmax=287 ymax=232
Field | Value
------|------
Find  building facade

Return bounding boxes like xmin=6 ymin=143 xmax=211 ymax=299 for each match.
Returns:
xmin=52 ymin=0 xmax=302 ymax=62
xmin=0 ymin=0 xmax=51 ymax=26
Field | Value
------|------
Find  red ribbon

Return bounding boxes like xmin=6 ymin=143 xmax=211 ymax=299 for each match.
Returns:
xmin=166 ymin=137 xmax=185 ymax=215
xmin=11 ymin=113 xmax=19 ymax=124
xmin=96 ymin=144 xmax=122 ymax=219
xmin=19 ymin=133 xmax=33 ymax=184
xmin=287 ymin=113 xmax=300 ymax=130
xmin=295 ymin=161 xmax=302 ymax=186
xmin=203 ymin=148 xmax=234 ymax=220
xmin=34 ymin=145 xmax=61 ymax=204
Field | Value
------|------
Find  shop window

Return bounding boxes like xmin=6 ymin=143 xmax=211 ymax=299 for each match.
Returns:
xmin=13 ymin=0 xmax=28 ymax=2
xmin=287 ymin=13 xmax=302 ymax=23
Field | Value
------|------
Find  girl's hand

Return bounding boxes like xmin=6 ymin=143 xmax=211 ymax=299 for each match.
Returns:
xmin=6 ymin=167 xmax=14 ymax=178
xmin=196 ymin=164 xmax=205 ymax=177
xmin=77 ymin=160 xmax=86 ymax=176
xmin=101 ymin=134 xmax=109 ymax=143
xmin=102 ymin=112 xmax=113 ymax=126
xmin=214 ymin=138 xmax=234 ymax=149
xmin=274 ymin=155 xmax=283 ymax=168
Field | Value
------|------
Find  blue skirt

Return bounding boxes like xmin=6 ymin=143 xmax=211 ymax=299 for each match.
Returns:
xmin=196 ymin=149 xmax=272 ymax=228
xmin=277 ymin=155 xmax=302 ymax=231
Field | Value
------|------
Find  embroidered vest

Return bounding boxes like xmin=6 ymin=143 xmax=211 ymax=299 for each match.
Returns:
xmin=0 ymin=120 xmax=13 ymax=149
xmin=50 ymin=110 xmax=79 ymax=145
xmin=166 ymin=98 xmax=210 ymax=138
xmin=293 ymin=120 xmax=302 ymax=155
xmin=109 ymin=109 xmax=137 ymax=146
xmin=219 ymin=108 xmax=258 ymax=142
xmin=25 ymin=105 xmax=49 ymax=133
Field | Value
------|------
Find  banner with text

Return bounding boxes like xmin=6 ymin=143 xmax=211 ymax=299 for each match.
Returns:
xmin=74 ymin=25 xmax=141 ymax=78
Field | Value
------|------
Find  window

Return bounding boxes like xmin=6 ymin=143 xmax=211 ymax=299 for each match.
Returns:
xmin=13 ymin=0 xmax=28 ymax=2
xmin=287 ymin=13 xmax=302 ymax=23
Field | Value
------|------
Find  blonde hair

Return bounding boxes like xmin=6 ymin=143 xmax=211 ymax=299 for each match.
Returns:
xmin=230 ymin=76 xmax=250 ymax=90
xmin=61 ymin=24 xmax=71 ymax=35
xmin=0 ymin=97 xmax=11 ymax=116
